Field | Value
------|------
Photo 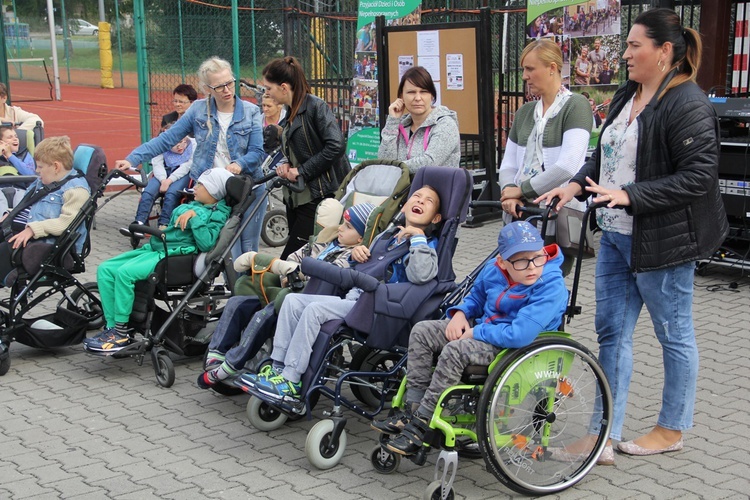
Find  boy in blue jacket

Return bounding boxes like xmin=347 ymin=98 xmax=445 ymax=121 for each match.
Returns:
xmin=373 ymin=220 xmax=568 ymax=455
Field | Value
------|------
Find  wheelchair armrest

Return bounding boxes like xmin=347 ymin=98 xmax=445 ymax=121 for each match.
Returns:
xmin=300 ymin=257 xmax=380 ymax=292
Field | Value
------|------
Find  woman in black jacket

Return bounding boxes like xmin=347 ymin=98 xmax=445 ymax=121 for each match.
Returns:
xmin=262 ymin=57 xmax=351 ymax=258
xmin=538 ymin=8 xmax=728 ymax=464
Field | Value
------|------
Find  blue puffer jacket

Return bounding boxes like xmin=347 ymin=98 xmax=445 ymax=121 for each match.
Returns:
xmin=125 ymin=95 xmax=265 ymax=181
xmin=447 ymin=244 xmax=567 ymax=349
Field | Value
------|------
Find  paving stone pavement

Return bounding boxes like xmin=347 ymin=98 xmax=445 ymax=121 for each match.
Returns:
xmin=1 ymin=190 xmax=748 ymax=499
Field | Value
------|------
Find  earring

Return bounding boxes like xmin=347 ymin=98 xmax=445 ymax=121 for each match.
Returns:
xmin=657 ymin=59 xmax=666 ymax=72
xmin=550 ymin=71 xmax=554 ymax=76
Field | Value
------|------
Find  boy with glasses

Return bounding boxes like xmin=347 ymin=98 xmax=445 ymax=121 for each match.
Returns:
xmin=372 ymin=220 xmax=568 ymax=456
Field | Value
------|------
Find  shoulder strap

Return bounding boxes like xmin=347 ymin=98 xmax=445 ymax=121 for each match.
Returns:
xmin=1 ymin=171 xmax=84 ymax=236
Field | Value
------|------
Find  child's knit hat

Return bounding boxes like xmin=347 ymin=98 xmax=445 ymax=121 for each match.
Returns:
xmin=343 ymin=202 xmax=376 ymax=236
xmin=197 ymin=168 xmax=233 ymax=200
xmin=498 ymin=221 xmax=544 ymax=260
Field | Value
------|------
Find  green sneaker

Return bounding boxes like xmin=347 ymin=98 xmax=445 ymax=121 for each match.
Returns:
xmin=255 ymin=374 xmax=302 ymax=400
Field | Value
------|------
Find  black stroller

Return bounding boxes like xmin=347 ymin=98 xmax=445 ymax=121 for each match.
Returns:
xmin=82 ymin=170 xmax=304 ymax=387
xmin=0 ymin=144 xmax=139 ymax=376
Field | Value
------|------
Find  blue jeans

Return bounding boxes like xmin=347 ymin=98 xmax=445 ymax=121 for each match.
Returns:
xmin=231 ymin=183 xmax=267 ymax=260
xmin=135 ymin=175 xmax=191 ymax=226
xmin=590 ymin=231 xmax=698 ymax=440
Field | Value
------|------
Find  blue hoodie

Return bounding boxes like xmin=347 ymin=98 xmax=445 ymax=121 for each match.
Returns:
xmin=447 ymin=244 xmax=567 ymax=349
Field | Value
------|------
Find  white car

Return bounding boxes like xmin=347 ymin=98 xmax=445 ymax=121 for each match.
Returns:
xmin=55 ymin=19 xmax=99 ymax=36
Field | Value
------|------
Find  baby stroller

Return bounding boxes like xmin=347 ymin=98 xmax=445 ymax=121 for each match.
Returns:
xmin=201 ymin=159 xmax=414 ymax=395
xmin=369 ymin=200 xmax=613 ymax=499
xmin=241 ymin=167 xmax=473 ymax=470
xmin=0 ymin=144 xmax=135 ymax=376
xmin=82 ymin=170 xmax=305 ymax=387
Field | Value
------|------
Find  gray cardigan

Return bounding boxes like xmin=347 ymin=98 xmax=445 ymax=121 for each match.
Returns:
xmin=377 ymin=106 xmax=461 ymax=172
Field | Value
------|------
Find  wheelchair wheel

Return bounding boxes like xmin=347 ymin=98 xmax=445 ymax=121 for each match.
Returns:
xmin=370 ymin=444 xmax=400 ymax=474
xmin=477 ymin=337 xmax=612 ymax=496
xmin=153 ymin=349 xmax=176 ymax=388
xmin=246 ymin=396 xmax=289 ymax=431
xmin=305 ymin=419 xmax=347 ymax=470
xmin=68 ymin=283 xmax=105 ymax=331
xmin=349 ymin=346 xmax=404 ymax=409
xmin=261 ymin=209 xmax=289 ymax=247
xmin=423 ymin=480 xmax=455 ymax=500
xmin=0 ymin=350 xmax=10 ymax=376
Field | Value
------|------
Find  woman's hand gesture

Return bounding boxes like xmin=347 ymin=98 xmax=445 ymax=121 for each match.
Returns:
xmin=388 ymin=98 xmax=406 ymax=119
xmin=534 ymin=183 xmax=582 ymax=211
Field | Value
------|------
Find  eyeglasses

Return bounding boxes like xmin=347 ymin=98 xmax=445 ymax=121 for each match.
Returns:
xmin=206 ymin=79 xmax=236 ymax=92
xmin=172 ymin=99 xmax=191 ymax=105
xmin=507 ymin=254 xmax=548 ymax=271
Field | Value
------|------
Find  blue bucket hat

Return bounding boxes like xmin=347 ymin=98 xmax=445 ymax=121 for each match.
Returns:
xmin=498 ymin=221 xmax=544 ymax=260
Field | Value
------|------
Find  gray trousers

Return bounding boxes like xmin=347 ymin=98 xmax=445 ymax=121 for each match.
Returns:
xmin=407 ymin=319 xmax=501 ymax=413
xmin=271 ymin=293 xmax=356 ymax=383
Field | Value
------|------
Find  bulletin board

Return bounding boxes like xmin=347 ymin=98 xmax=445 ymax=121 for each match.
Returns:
xmin=380 ymin=23 xmax=481 ymax=137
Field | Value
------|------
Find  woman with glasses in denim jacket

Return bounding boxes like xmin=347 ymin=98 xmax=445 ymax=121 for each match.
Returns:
xmin=116 ymin=57 xmax=267 ymax=258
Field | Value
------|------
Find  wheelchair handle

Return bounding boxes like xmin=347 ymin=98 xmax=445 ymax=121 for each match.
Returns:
xmin=0 ymin=175 xmax=37 ymax=186
xmin=129 ymin=223 xmax=164 ymax=239
xmin=468 ymin=198 xmax=560 ymax=219
xmin=110 ymin=168 xmax=148 ymax=189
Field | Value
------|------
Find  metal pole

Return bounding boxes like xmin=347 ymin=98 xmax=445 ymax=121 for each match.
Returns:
xmin=251 ymin=0 xmax=257 ymax=81
xmin=231 ymin=0 xmax=240 ymax=89
xmin=0 ymin=15 xmax=10 ymax=103
xmin=45 ymin=0 xmax=61 ymax=100
xmin=133 ymin=0 xmax=151 ymax=142
xmin=98 ymin=0 xmax=106 ymax=22
xmin=61 ymin=0 xmax=71 ymax=84
xmin=114 ymin=0 xmax=124 ymax=87
xmin=11 ymin=0 xmax=20 ymax=78
xmin=178 ymin=0 xmax=186 ymax=82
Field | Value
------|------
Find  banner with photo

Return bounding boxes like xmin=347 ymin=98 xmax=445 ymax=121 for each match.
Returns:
xmin=527 ymin=0 xmax=621 ymax=147
xmin=347 ymin=0 xmax=422 ymax=164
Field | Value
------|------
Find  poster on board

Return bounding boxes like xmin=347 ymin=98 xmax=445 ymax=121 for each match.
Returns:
xmin=526 ymin=0 xmax=621 ymax=148
xmin=348 ymin=1 xmax=422 ymax=164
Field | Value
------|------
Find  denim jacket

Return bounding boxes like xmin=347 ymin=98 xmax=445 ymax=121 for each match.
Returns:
xmin=125 ymin=95 xmax=265 ymax=181
xmin=27 ymin=173 xmax=91 ymax=253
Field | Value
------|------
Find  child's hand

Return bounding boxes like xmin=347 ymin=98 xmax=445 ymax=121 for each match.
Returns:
xmin=395 ymin=225 xmax=424 ymax=243
xmin=175 ymin=209 xmax=197 ymax=230
xmin=8 ymin=227 xmax=34 ymax=249
xmin=0 ymin=141 xmax=9 ymax=158
xmin=159 ymin=179 xmax=173 ymax=193
xmin=351 ymin=245 xmax=370 ymax=263
xmin=459 ymin=328 xmax=474 ymax=341
xmin=445 ymin=312 xmax=470 ymax=341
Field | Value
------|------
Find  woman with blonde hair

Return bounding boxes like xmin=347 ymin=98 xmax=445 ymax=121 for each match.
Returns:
xmin=116 ymin=56 xmax=267 ymax=256
xmin=538 ymin=9 xmax=727 ymax=463
xmin=499 ymin=38 xmax=591 ymax=275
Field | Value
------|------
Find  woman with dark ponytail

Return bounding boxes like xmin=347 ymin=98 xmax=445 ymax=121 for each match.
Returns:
xmin=538 ymin=8 xmax=727 ymax=464
xmin=262 ymin=56 xmax=351 ymax=259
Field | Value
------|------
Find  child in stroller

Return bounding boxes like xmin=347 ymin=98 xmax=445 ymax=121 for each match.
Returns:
xmin=120 ymin=123 xmax=195 ymax=237
xmin=83 ymin=168 xmax=233 ymax=353
xmin=372 ymin=221 xmax=568 ymax=455
xmin=196 ymin=201 xmax=377 ymax=389
xmin=0 ymin=136 xmax=90 ymax=286
xmin=0 ymin=125 xmax=35 ymax=175
xmin=241 ymin=185 xmax=443 ymax=401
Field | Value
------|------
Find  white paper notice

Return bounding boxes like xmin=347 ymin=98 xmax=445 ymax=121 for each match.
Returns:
xmin=417 ymin=31 xmax=440 ymax=57
xmin=434 ymin=85 xmax=442 ymax=107
xmin=418 ymin=56 xmax=441 ymax=84
xmin=446 ymin=54 xmax=464 ymax=90
xmin=398 ymin=55 xmax=414 ymax=81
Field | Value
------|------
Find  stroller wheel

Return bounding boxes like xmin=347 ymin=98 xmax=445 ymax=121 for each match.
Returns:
xmin=261 ymin=209 xmax=289 ymax=247
xmin=0 ymin=349 xmax=10 ymax=376
xmin=423 ymin=480 xmax=455 ymax=500
xmin=370 ymin=444 xmax=400 ymax=474
xmin=152 ymin=349 xmax=175 ymax=387
xmin=305 ymin=419 xmax=347 ymax=470
xmin=246 ymin=396 xmax=288 ymax=431
xmin=68 ymin=283 xmax=105 ymax=331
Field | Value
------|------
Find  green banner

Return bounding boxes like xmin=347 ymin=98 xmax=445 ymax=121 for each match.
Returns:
xmin=527 ymin=0 xmax=583 ymax=23
xmin=357 ymin=0 xmax=422 ymax=29
xmin=346 ymin=128 xmax=381 ymax=164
